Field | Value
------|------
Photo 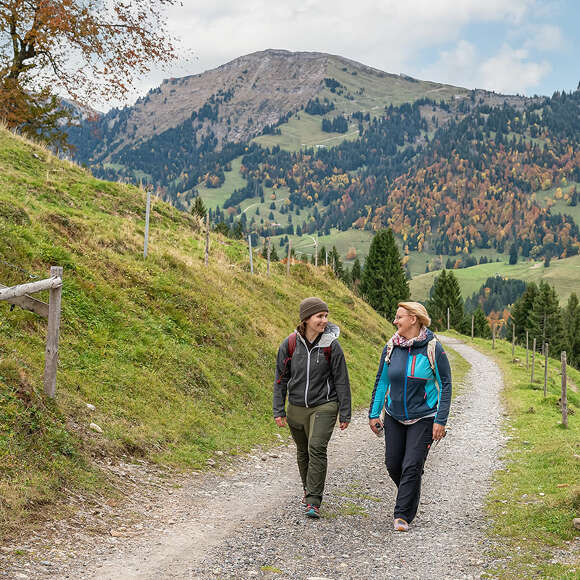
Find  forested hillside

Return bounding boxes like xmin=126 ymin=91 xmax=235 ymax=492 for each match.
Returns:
xmin=208 ymin=91 xmax=579 ymax=260
xmin=67 ymin=50 xmax=579 ymax=268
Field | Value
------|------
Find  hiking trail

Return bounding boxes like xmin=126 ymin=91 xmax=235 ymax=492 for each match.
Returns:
xmin=3 ymin=336 xmax=506 ymax=579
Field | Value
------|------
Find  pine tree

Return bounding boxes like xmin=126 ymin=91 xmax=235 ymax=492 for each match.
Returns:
xmin=328 ymin=246 xmax=345 ymax=280
xmin=360 ymin=229 xmax=409 ymax=319
xmin=190 ymin=195 xmax=207 ymax=219
xmin=473 ymin=307 xmax=491 ymax=338
xmin=529 ymin=281 xmax=563 ymax=353
xmin=446 ymin=270 xmax=464 ymax=328
xmin=428 ymin=270 xmax=464 ymax=331
xmin=507 ymin=282 xmax=538 ymax=342
xmin=351 ymin=258 xmax=362 ymax=287
xmin=562 ymin=292 xmax=580 ymax=368
xmin=509 ymin=242 xmax=518 ymax=265
xmin=270 ymin=244 xmax=279 ymax=262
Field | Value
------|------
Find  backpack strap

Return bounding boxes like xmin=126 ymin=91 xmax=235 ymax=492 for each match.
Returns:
xmin=288 ymin=332 xmax=297 ymax=357
xmin=385 ymin=337 xmax=394 ymax=365
xmin=277 ymin=332 xmax=297 ymax=384
xmin=427 ymin=336 xmax=437 ymax=372
xmin=427 ymin=336 xmax=443 ymax=406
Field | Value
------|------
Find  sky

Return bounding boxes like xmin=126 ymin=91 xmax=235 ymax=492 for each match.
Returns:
xmin=111 ymin=0 xmax=579 ymax=110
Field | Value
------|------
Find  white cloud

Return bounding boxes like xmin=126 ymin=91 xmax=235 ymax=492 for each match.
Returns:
xmin=419 ymin=40 xmax=551 ymax=94
xmin=419 ymin=40 xmax=479 ymax=86
xmin=525 ymin=24 xmax=565 ymax=52
xmin=107 ymin=0 xmax=545 ymax=107
xmin=479 ymin=45 xmax=551 ymax=93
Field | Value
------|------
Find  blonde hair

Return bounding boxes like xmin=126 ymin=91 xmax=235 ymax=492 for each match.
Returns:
xmin=397 ymin=301 xmax=431 ymax=328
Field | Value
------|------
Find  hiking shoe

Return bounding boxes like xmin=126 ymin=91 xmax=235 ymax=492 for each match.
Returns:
xmin=301 ymin=492 xmax=307 ymax=506
xmin=393 ymin=518 xmax=409 ymax=531
xmin=306 ymin=504 xmax=320 ymax=519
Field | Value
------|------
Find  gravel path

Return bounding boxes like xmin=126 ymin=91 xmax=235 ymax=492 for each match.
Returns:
xmin=3 ymin=336 xmax=506 ymax=579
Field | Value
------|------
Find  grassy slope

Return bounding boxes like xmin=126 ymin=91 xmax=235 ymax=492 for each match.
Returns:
xmin=0 ymin=127 xmax=391 ymax=538
xmin=253 ymin=57 xmax=466 ymax=153
xmin=459 ymin=333 xmax=579 ymax=578
xmin=409 ymin=255 xmax=580 ymax=305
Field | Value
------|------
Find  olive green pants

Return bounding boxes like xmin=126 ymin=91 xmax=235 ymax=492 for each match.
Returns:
xmin=286 ymin=401 xmax=338 ymax=507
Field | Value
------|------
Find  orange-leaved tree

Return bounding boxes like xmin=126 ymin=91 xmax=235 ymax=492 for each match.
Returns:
xmin=0 ymin=0 xmax=178 ymax=145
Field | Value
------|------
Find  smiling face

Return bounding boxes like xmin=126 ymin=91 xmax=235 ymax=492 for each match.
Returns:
xmin=305 ymin=310 xmax=328 ymax=336
xmin=393 ymin=306 xmax=420 ymax=339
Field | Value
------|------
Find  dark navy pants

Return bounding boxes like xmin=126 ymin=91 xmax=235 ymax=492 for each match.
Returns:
xmin=384 ymin=413 xmax=434 ymax=523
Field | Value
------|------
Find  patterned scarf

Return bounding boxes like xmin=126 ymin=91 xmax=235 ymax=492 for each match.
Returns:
xmin=392 ymin=326 xmax=428 ymax=348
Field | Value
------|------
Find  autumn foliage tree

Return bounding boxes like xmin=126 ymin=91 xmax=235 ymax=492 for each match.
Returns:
xmin=0 ymin=0 xmax=178 ymax=144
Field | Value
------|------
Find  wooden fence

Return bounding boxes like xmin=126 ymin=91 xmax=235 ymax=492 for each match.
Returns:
xmin=0 ymin=266 xmax=63 ymax=398
xmin=494 ymin=329 xmax=570 ymax=428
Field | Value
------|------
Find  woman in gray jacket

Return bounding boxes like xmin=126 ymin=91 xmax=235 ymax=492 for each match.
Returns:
xmin=273 ymin=297 xmax=351 ymax=519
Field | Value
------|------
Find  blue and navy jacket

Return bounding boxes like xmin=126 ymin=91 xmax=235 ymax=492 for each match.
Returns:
xmin=368 ymin=329 xmax=452 ymax=425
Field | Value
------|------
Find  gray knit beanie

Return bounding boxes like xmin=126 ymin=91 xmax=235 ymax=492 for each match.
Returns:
xmin=299 ymin=297 xmax=329 ymax=321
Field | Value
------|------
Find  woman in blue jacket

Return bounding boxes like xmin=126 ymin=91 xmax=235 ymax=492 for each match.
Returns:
xmin=368 ymin=301 xmax=452 ymax=532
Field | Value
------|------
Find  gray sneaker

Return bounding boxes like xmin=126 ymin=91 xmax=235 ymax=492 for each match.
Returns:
xmin=393 ymin=518 xmax=409 ymax=531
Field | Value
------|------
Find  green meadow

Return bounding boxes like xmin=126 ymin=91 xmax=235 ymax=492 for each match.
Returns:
xmin=410 ymin=255 xmax=580 ymax=304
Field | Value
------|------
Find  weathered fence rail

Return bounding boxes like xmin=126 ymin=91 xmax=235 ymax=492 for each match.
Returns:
xmin=0 ymin=266 xmax=63 ymax=398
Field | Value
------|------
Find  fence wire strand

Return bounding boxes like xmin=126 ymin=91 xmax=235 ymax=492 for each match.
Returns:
xmin=0 ymin=258 xmax=40 ymax=280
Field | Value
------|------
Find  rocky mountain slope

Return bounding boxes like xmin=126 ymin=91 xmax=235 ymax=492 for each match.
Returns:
xmin=67 ymin=49 xmax=476 ymax=162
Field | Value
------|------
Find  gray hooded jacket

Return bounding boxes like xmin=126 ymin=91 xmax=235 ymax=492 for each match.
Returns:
xmin=273 ymin=323 xmax=351 ymax=423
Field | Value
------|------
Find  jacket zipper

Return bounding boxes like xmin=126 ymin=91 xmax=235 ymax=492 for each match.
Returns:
xmin=304 ymin=345 xmax=311 ymax=407
xmin=403 ymin=347 xmax=411 ymax=420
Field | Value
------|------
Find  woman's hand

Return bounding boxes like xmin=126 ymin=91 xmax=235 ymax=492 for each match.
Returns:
xmin=275 ymin=416 xmax=287 ymax=428
xmin=339 ymin=421 xmax=349 ymax=430
xmin=432 ymin=423 xmax=446 ymax=441
xmin=369 ymin=418 xmax=383 ymax=434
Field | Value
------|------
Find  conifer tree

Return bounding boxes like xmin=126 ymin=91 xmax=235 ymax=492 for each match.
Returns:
xmin=328 ymin=246 xmax=345 ymax=280
xmin=563 ymin=293 xmax=580 ymax=368
xmin=509 ymin=242 xmax=518 ymax=265
xmin=360 ymin=229 xmax=409 ymax=319
xmin=428 ymin=270 xmax=464 ymax=330
xmin=529 ymin=281 xmax=563 ymax=353
xmin=351 ymin=258 xmax=362 ymax=288
xmin=190 ymin=195 xmax=207 ymax=219
xmin=473 ymin=307 xmax=491 ymax=338
xmin=507 ymin=282 xmax=538 ymax=342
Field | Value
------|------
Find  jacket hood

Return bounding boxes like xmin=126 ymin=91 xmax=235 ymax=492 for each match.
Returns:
xmin=296 ymin=322 xmax=340 ymax=348
xmin=320 ymin=322 xmax=340 ymax=347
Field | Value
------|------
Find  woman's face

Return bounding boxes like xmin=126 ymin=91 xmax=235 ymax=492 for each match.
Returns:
xmin=305 ymin=311 xmax=328 ymax=335
xmin=393 ymin=307 xmax=418 ymax=337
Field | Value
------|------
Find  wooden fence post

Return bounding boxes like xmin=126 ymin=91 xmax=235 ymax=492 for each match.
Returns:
xmin=447 ymin=307 xmax=450 ymax=331
xmin=143 ymin=185 xmax=151 ymax=259
xmin=204 ymin=212 xmax=210 ymax=266
xmin=248 ymin=233 xmax=254 ymax=275
xmin=512 ymin=323 xmax=515 ymax=361
xmin=526 ymin=330 xmax=529 ymax=371
xmin=561 ymin=351 xmax=568 ymax=428
xmin=314 ymin=239 xmax=318 ymax=267
xmin=543 ymin=342 xmax=549 ymax=397
xmin=267 ymin=237 xmax=271 ymax=276
xmin=287 ymin=239 xmax=292 ymax=276
xmin=43 ymin=266 xmax=63 ymax=398
xmin=531 ymin=337 xmax=536 ymax=382
xmin=471 ymin=315 xmax=474 ymax=340
xmin=325 ymin=250 xmax=328 ymax=267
